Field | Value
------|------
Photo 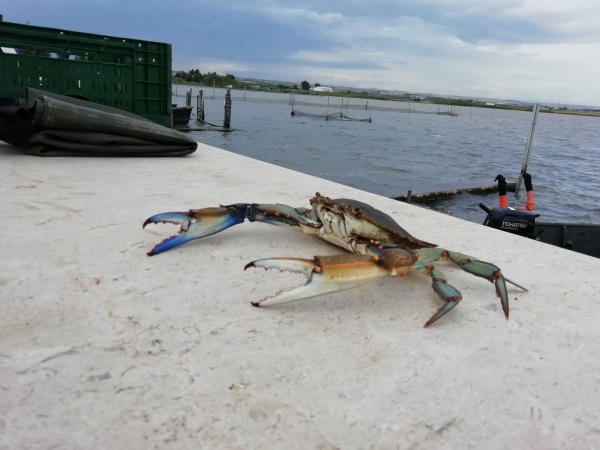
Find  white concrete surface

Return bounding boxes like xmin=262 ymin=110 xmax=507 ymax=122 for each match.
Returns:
xmin=1 ymin=141 xmax=599 ymax=450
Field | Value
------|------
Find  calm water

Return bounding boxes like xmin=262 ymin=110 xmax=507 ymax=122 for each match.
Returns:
xmin=174 ymin=86 xmax=600 ymax=225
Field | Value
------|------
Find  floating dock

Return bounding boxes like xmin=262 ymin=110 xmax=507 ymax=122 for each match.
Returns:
xmin=1 ymin=141 xmax=600 ymax=449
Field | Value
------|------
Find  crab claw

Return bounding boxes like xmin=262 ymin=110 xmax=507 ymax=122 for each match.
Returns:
xmin=245 ymin=254 xmax=389 ymax=307
xmin=143 ymin=207 xmax=244 ymax=255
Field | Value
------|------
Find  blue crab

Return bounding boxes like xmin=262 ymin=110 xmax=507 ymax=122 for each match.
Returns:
xmin=143 ymin=193 xmax=526 ymax=327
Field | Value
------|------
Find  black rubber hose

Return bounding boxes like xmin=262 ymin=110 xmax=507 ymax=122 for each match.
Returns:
xmin=522 ymin=172 xmax=533 ymax=192
xmin=479 ymin=203 xmax=492 ymax=214
xmin=494 ymin=174 xmax=507 ymax=196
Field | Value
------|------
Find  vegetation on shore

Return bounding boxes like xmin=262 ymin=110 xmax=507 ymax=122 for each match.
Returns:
xmin=172 ymin=71 xmax=600 ymax=116
xmin=173 ymin=70 xmax=246 ymax=88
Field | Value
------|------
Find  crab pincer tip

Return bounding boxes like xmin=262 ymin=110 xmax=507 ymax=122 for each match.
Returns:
xmin=251 ymin=301 xmax=261 ymax=307
xmin=244 ymin=262 xmax=256 ymax=271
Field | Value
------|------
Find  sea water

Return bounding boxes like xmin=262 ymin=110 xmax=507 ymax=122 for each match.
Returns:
xmin=174 ymin=87 xmax=600 ymax=225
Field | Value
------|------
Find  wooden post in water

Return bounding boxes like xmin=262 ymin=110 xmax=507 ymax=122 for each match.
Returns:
xmin=196 ymin=90 xmax=205 ymax=123
xmin=406 ymin=190 xmax=412 ymax=204
xmin=213 ymin=80 xmax=215 ymax=100
xmin=244 ymin=85 xmax=247 ymax=101
xmin=514 ymin=104 xmax=540 ymax=195
xmin=223 ymin=86 xmax=232 ymax=128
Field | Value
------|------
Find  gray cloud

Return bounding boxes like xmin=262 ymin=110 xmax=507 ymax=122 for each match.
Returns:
xmin=287 ymin=59 xmax=388 ymax=70
xmin=3 ymin=0 xmax=599 ymax=103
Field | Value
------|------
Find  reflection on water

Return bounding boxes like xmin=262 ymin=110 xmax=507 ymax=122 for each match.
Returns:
xmin=175 ymin=87 xmax=600 ymax=224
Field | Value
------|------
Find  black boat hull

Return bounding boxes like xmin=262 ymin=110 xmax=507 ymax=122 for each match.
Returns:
xmin=534 ymin=222 xmax=600 ymax=258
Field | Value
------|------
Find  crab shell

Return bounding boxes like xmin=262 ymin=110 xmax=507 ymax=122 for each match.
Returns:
xmin=307 ymin=193 xmax=437 ymax=250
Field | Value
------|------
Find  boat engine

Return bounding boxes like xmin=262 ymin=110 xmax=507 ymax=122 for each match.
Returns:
xmin=479 ymin=173 xmax=539 ymax=238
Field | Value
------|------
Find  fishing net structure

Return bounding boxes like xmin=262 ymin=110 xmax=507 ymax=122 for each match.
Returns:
xmin=182 ymin=89 xmax=459 ymax=126
xmin=201 ymin=93 xmax=458 ymax=116
xmin=290 ymin=109 xmax=371 ymax=122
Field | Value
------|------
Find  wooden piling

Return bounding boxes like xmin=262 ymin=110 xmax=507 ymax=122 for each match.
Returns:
xmin=196 ymin=90 xmax=205 ymax=123
xmin=224 ymin=86 xmax=232 ymax=128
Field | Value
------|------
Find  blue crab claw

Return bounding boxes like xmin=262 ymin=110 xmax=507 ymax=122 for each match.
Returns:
xmin=245 ymin=254 xmax=389 ymax=307
xmin=143 ymin=207 xmax=244 ymax=255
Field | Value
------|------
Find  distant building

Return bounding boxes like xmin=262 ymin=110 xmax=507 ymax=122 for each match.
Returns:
xmin=313 ymin=86 xmax=333 ymax=92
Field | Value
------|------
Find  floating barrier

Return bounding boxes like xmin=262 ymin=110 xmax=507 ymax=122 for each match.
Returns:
xmin=394 ymin=183 xmax=517 ymax=204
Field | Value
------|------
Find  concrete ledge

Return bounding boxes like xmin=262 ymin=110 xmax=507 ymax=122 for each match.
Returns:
xmin=1 ymin=142 xmax=599 ymax=449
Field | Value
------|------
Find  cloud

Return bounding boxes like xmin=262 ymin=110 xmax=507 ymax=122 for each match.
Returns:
xmin=2 ymin=0 xmax=599 ymax=104
xmin=288 ymin=59 xmax=388 ymax=70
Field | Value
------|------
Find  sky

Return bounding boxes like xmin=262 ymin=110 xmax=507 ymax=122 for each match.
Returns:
xmin=3 ymin=1 xmax=600 ymax=105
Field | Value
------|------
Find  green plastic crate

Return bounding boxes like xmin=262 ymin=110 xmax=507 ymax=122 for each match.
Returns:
xmin=0 ymin=20 xmax=172 ymax=127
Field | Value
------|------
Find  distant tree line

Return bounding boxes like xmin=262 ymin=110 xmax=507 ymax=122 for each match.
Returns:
xmin=173 ymin=70 xmax=243 ymax=88
xmin=300 ymin=81 xmax=320 ymax=90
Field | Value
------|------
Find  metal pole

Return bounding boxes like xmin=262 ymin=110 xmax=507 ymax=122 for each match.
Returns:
xmin=244 ymin=85 xmax=246 ymax=101
xmin=514 ymin=104 xmax=540 ymax=195
xmin=406 ymin=190 xmax=412 ymax=204
xmin=213 ymin=80 xmax=215 ymax=100
xmin=223 ymin=86 xmax=232 ymax=128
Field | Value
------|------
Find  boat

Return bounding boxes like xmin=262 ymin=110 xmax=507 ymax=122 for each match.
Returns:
xmin=479 ymin=174 xmax=600 ymax=259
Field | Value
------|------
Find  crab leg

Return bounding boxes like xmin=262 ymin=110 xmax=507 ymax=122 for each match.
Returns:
xmin=143 ymin=203 xmax=318 ymax=256
xmin=415 ymin=248 xmax=526 ymax=321
xmin=411 ymin=262 xmax=462 ymax=327
xmin=246 ymin=252 xmax=414 ymax=307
